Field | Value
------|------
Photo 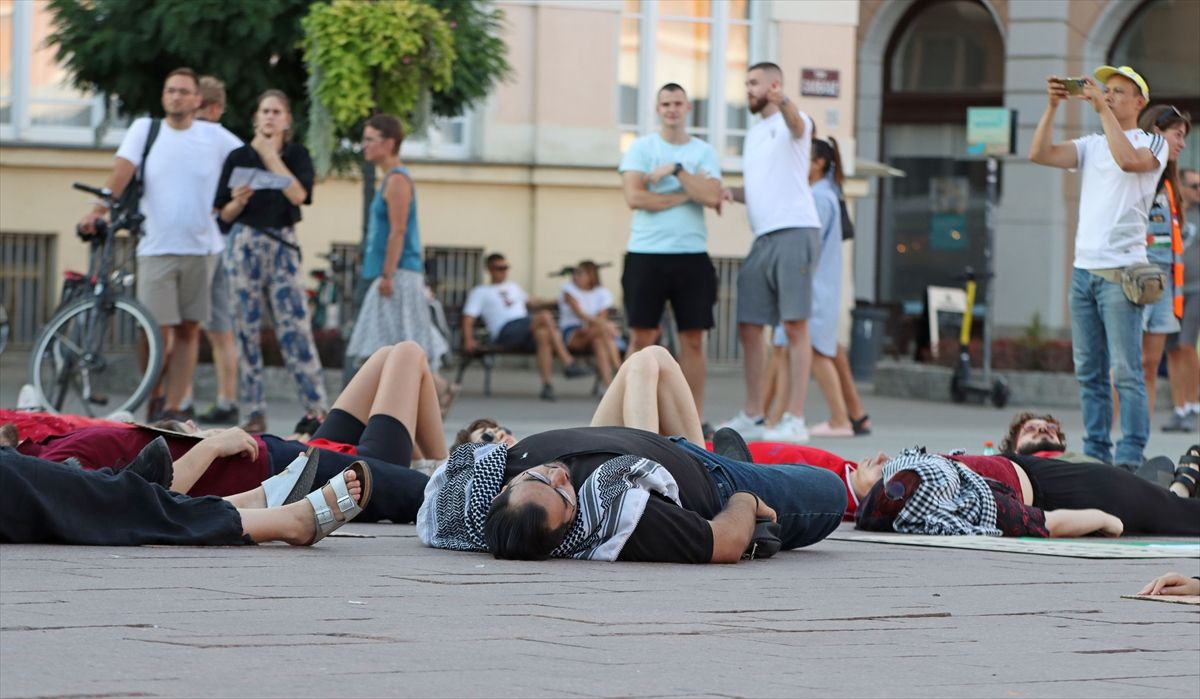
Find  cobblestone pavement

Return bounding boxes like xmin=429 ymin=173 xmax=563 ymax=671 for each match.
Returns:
xmin=2 ymin=357 xmax=1198 ymax=697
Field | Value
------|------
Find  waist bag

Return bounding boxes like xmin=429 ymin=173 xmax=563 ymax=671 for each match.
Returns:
xmin=1121 ymin=263 xmax=1166 ymax=306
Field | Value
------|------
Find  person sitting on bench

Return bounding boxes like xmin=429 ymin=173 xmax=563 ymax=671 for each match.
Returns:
xmin=461 ymin=252 xmax=590 ymax=402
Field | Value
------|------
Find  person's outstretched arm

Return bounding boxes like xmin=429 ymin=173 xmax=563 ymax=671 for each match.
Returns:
xmin=1138 ymin=573 xmax=1200 ymax=596
xmin=1028 ymin=77 xmax=1078 ymax=169
xmin=1044 ymin=508 xmax=1123 ymax=537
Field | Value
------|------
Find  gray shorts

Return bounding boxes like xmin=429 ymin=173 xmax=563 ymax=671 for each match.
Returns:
xmin=136 ymin=253 xmax=218 ymax=326
xmin=206 ymin=257 xmax=233 ymax=333
xmin=736 ymin=227 xmax=820 ymax=326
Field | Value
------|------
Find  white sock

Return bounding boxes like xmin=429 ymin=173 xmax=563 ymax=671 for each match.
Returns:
xmin=1177 ymin=406 xmax=1190 ymax=418
xmin=1187 ymin=402 xmax=1200 ymax=415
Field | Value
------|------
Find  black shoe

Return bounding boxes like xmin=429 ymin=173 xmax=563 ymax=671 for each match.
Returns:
xmin=713 ymin=427 xmax=753 ymax=463
xmin=540 ymin=384 xmax=557 ymax=402
xmin=197 ymin=403 xmax=239 ymax=425
xmin=293 ymin=412 xmax=324 ymax=437
xmin=1135 ymin=455 xmax=1175 ymax=489
xmin=123 ymin=436 xmax=174 ymax=488
xmin=563 ymin=363 xmax=591 ymax=379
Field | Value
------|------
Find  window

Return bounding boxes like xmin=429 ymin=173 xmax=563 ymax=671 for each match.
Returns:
xmin=0 ymin=0 xmax=112 ymax=145
xmin=619 ymin=0 xmax=753 ymax=165
xmin=401 ymin=113 xmax=471 ymax=160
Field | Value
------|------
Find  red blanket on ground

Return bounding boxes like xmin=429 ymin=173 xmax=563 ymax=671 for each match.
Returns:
xmin=0 ymin=409 xmax=133 ymax=444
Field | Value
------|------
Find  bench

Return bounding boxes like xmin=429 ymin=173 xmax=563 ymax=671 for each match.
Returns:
xmin=448 ymin=302 xmax=625 ymax=396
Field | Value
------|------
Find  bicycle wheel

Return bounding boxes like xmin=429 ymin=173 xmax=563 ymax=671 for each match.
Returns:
xmin=28 ymin=295 xmax=164 ymax=417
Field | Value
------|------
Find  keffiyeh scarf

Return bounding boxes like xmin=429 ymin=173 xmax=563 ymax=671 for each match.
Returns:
xmin=416 ymin=442 xmax=681 ymax=561
xmin=882 ymin=447 xmax=1001 ymax=536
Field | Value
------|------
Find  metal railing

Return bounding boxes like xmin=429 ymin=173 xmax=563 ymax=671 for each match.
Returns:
xmin=0 ymin=232 xmax=56 ymax=349
xmin=708 ymin=255 xmax=743 ymax=366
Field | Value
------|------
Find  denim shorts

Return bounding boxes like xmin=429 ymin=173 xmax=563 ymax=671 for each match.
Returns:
xmin=1143 ymin=286 xmax=1180 ymax=334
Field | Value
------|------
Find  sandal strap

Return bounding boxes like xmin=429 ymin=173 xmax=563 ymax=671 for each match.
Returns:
xmin=1172 ymin=465 xmax=1199 ymax=497
xmin=328 ymin=466 xmax=363 ymax=518
xmin=1179 ymin=453 xmax=1200 ymax=467
xmin=305 ymin=488 xmax=337 ymax=543
xmin=262 ymin=453 xmax=308 ymax=508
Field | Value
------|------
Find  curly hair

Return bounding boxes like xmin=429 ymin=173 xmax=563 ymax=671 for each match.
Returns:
xmin=1000 ymin=412 xmax=1066 ymax=453
xmin=451 ymin=418 xmax=499 ymax=451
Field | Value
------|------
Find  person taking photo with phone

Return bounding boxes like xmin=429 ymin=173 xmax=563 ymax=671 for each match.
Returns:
xmin=1029 ymin=66 xmax=1168 ymax=469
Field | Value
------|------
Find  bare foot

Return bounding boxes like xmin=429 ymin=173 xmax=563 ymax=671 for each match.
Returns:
xmin=224 ymin=485 xmax=267 ymax=509
xmin=284 ymin=468 xmax=364 ymax=546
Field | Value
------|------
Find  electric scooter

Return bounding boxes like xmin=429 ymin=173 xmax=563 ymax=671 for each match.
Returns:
xmin=950 ymin=266 xmax=1009 ymax=408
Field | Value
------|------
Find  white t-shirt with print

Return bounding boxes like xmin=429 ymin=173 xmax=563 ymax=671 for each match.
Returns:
xmin=1070 ymin=129 xmax=1168 ymax=269
xmin=742 ymin=110 xmax=821 ymax=237
xmin=463 ymin=281 xmax=530 ymax=339
xmin=558 ymin=281 xmax=613 ymax=328
xmin=116 ymin=117 xmax=242 ymax=257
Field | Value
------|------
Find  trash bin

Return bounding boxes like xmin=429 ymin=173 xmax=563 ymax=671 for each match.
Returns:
xmin=849 ymin=306 xmax=889 ymax=382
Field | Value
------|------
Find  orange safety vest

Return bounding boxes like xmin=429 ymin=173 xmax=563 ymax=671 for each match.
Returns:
xmin=1149 ymin=179 xmax=1185 ymax=319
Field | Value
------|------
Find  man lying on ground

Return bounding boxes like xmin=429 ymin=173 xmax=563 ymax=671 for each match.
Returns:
xmin=422 ymin=346 xmax=847 ymax=563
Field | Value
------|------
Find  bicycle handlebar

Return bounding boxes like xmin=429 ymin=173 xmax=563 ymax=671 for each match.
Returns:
xmin=72 ymin=182 xmax=113 ymax=200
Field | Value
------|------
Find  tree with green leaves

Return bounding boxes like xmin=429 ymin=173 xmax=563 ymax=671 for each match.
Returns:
xmin=47 ymin=0 xmax=313 ymax=142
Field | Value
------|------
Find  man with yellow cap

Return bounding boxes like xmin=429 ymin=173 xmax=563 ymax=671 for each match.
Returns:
xmin=1028 ymin=65 xmax=1168 ymax=469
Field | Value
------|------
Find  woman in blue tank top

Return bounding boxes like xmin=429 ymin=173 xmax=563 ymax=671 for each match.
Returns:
xmin=346 ymin=114 xmax=449 ymax=386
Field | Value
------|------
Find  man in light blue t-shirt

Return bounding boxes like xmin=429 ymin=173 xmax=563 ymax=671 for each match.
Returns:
xmin=618 ymin=83 xmax=723 ymax=424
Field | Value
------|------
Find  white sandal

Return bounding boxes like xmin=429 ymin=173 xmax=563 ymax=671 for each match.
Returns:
xmin=305 ymin=461 xmax=373 ymax=544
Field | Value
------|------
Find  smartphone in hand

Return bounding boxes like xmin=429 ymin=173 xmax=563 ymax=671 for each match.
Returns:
xmin=1054 ymin=78 xmax=1087 ymax=96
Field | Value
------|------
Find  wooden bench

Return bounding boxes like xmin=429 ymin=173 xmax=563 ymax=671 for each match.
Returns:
xmin=448 ymin=302 xmax=625 ymax=396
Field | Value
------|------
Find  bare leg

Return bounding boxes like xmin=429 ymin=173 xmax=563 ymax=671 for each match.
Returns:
xmin=591 ymin=346 xmax=704 ymax=443
xmin=163 ymin=321 xmax=201 ymax=411
xmin=532 ymin=310 xmax=574 ymax=365
xmin=764 ymin=346 xmax=790 ymax=426
xmin=328 ymin=345 xmax=394 ymax=422
xmin=238 ymin=469 xmax=363 ymax=544
xmin=585 ymin=332 xmax=615 ymax=386
xmin=531 ymin=317 xmax=556 ymax=385
xmin=832 ymin=344 xmax=868 ymax=425
xmin=812 ymin=353 xmax=851 ymax=429
xmin=677 ymin=329 xmax=707 ymax=418
xmin=782 ymin=319 xmax=812 ymax=418
xmin=739 ymin=323 xmax=768 ymax=417
xmin=1142 ymin=332 xmax=1167 ymax=416
xmin=368 ymin=342 xmax=448 ymax=460
xmin=1166 ymin=344 xmax=1200 ymax=411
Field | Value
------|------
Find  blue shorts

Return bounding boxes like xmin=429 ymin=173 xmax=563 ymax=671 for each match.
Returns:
xmin=1143 ymin=288 xmax=1180 ymax=335
xmin=495 ymin=316 xmax=535 ymax=351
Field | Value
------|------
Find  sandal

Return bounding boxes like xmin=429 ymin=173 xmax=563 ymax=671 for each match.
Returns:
xmin=851 ymin=414 xmax=871 ymax=436
xmin=262 ymin=447 xmax=320 ymax=508
xmin=1172 ymin=446 xmax=1200 ymax=498
xmin=305 ymin=461 xmax=373 ymax=544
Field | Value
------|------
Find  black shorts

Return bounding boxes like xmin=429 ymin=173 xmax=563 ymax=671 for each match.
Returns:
xmin=622 ymin=252 xmax=716 ymax=331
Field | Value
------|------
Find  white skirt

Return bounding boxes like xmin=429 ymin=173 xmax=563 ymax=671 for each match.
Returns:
xmin=346 ymin=268 xmax=450 ymax=370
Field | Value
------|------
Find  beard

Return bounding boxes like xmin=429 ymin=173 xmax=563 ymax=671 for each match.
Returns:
xmin=1016 ymin=438 xmax=1066 ymax=455
xmin=748 ymin=95 xmax=767 ymax=114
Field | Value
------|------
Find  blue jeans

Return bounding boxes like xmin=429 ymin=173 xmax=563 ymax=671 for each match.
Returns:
xmin=1069 ymin=268 xmax=1147 ymax=466
xmin=672 ymin=439 xmax=846 ymax=551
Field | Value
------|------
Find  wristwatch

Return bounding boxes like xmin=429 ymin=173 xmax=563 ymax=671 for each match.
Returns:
xmin=672 ymin=162 xmax=684 ymax=176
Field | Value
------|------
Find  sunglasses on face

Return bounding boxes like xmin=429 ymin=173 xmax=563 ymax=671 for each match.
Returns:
xmin=517 ymin=470 xmax=576 ymax=510
xmin=475 ymin=426 xmax=511 ymax=443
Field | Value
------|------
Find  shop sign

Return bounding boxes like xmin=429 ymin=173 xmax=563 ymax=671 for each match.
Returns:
xmin=801 ymin=69 xmax=839 ymax=98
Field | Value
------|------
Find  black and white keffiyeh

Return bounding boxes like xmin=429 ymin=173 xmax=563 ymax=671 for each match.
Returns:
xmin=882 ymin=447 xmax=1001 ymax=536
xmin=416 ymin=442 xmax=681 ymax=561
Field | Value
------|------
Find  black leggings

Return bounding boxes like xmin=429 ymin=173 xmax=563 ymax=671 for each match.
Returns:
xmin=1011 ymin=454 xmax=1200 ymax=536
xmin=261 ymin=409 xmax=428 ymax=524
xmin=0 ymin=448 xmax=248 ymax=546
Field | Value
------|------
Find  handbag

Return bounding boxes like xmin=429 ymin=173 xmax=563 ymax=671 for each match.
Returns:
xmin=1120 ymin=263 xmax=1166 ymax=306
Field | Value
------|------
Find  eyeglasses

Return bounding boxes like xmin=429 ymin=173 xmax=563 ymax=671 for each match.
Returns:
xmin=1156 ymin=105 xmax=1186 ymax=128
xmin=517 ymin=470 xmax=576 ymax=510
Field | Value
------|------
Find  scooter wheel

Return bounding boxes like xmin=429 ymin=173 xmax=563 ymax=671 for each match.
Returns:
xmin=991 ymin=379 xmax=1010 ymax=408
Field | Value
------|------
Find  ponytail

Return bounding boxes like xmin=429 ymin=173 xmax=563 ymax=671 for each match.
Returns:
xmin=813 ymin=136 xmax=845 ymax=188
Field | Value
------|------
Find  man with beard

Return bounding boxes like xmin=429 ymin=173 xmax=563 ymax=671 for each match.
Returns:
xmin=719 ymin=62 xmax=821 ymax=445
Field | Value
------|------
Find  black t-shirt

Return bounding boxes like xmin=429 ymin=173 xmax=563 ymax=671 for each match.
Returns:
xmin=214 ymin=143 xmax=314 ymax=229
xmin=506 ymin=426 xmax=721 ymax=563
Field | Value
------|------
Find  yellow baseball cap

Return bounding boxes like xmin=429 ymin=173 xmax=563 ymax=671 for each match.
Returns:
xmin=1094 ymin=65 xmax=1149 ymax=98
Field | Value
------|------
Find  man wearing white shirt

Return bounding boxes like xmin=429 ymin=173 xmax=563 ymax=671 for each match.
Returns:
xmin=462 ymin=253 xmax=589 ymax=401
xmin=79 ymin=68 xmax=242 ymax=421
xmin=719 ymin=62 xmax=822 ymax=444
xmin=1029 ymin=65 xmax=1167 ymax=467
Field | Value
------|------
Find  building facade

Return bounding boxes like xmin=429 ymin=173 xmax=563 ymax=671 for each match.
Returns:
xmin=1 ymin=0 xmax=1196 ymax=358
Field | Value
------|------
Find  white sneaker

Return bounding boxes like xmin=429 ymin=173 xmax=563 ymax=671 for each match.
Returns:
xmin=718 ymin=411 xmax=767 ymax=441
xmin=763 ymin=412 xmax=810 ymax=444
xmin=16 ymin=384 xmax=40 ymax=411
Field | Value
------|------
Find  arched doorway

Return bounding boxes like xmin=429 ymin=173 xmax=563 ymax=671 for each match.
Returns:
xmin=876 ymin=0 xmax=1005 ymax=313
xmin=1109 ymin=0 xmax=1200 ymax=173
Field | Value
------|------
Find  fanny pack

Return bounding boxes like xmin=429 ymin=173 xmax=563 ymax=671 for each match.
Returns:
xmin=1120 ymin=263 xmax=1166 ymax=306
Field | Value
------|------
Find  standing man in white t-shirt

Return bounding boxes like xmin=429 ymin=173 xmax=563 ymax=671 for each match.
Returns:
xmin=461 ymin=253 xmax=590 ymax=401
xmin=1029 ymin=65 xmax=1167 ymax=467
xmin=618 ymin=83 xmax=723 ymax=425
xmin=78 ymin=67 xmax=242 ymax=422
xmin=718 ymin=62 xmax=821 ymax=444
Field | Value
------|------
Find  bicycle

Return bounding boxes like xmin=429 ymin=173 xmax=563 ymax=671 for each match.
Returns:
xmin=27 ymin=183 xmax=165 ymax=416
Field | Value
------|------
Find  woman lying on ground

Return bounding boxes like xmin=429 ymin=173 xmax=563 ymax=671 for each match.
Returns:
xmin=1 ymin=446 xmax=370 ymax=546
xmin=429 ymin=346 xmax=846 ymax=563
xmin=8 ymin=342 xmax=445 ymax=524
xmin=851 ymin=445 xmax=1200 ymax=538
